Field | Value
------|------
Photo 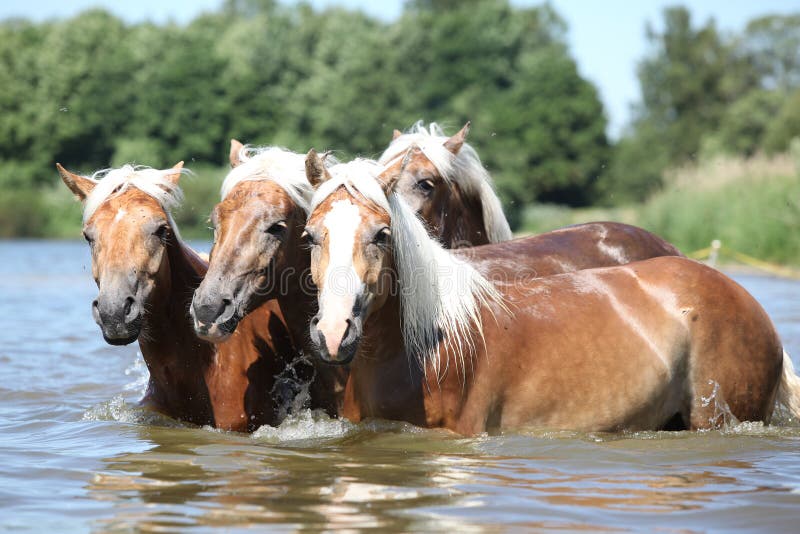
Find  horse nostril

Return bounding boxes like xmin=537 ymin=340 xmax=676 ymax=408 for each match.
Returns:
xmin=222 ymin=298 xmax=232 ymax=309
xmin=311 ymin=315 xmax=320 ymax=327
xmin=342 ymin=318 xmax=353 ymax=341
xmin=124 ymin=297 xmax=135 ymax=319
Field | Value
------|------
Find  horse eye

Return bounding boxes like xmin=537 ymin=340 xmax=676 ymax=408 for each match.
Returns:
xmin=415 ymin=179 xmax=435 ymax=194
xmin=301 ymin=229 xmax=318 ymax=246
xmin=374 ymin=227 xmax=391 ymax=245
xmin=153 ymin=224 xmax=169 ymax=241
xmin=266 ymin=220 xmax=287 ymax=238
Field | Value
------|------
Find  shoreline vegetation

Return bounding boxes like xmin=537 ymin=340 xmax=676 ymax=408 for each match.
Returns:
xmin=1 ymin=3 xmax=799 ymax=269
xmin=521 ymin=152 xmax=800 ymax=267
xmin=3 ymin=152 xmax=798 ymax=269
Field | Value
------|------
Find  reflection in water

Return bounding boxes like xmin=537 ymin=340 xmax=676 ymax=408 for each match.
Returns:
xmin=84 ymin=412 xmax=800 ymax=531
xmin=87 ymin=420 xmax=474 ymax=531
xmin=2 ymin=242 xmax=800 ymax=531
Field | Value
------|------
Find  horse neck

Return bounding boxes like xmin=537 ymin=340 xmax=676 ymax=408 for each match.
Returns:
xmin=439 ymin=185 xmax=491 ymax=247
xmin=275 ymin=241 xmax=349 ymax=415
xmin=139 ymin=236 xmax=213 ymax=374
xmin=273 ymin=243 xmax=316 ymax=350
xmin=344 ymin=284 xmax=429 ymax=424
xmin=347 ymin=267 xmax=481 ymax=427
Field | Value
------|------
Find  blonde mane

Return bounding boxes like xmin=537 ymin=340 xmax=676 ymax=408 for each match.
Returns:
xmin=221 ymin=145 xmax=328 ymax=212
xmin=310 ymin=159 xmax=505 ymax=378
xmin=378 ymin=121 xmax=513 ymax=243
xmin=82 ymin=165 xmax=187 ymax=225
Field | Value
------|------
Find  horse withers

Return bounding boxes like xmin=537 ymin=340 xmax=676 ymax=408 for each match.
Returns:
xmin=302 ymin=156 xmax=798 ymax=434
xmin=57 ymin=162 xmax=292 ymax=431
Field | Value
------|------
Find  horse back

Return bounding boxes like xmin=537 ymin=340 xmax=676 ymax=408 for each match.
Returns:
xmin=456 ymin=221 xmax=681 ymax=279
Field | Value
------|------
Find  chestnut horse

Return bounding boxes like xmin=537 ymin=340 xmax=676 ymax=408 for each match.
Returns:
xmin=189 ymin=137 xmax=676 ymax=421
xmin=190 ymin=142 xmax=347 ymax=416
xmin=303 ymin=157 xmax=799 ymax=434
xmin=57 ymin=163 xmax=294 ymax=432
xmin=379 ymin=122 xmax=681 ymax=274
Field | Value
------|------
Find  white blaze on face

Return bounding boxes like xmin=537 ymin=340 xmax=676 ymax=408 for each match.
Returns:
xmin=319 ymin=199 xmax=363 ymax=354
xmin=113 ymin=208 xmax=127 ymax=224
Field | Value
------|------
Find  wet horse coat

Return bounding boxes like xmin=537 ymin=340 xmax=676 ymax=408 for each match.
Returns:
xmin=304 ymin=159 xmax=792 ymax=434
xmin=58 ymin=163 xmax=293 ymax=431
xmin=190 ymin=143 xmax=347 ymax=417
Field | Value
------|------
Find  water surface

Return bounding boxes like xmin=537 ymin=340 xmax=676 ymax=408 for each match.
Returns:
xmin=1 ymin=240 xmax=799 ymax=532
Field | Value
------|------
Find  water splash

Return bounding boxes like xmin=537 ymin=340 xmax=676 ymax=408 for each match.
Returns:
xmin=701 ymin=379 xmax=739 ymax=428
xmin=251 ymin=409 xmax=356 ymax=443
xmin=270 ymin=352 xmax=315 ymax=422
xmin=770 ymin=401 xmax=800 ymax=427
xmin=123 ymin=352 xmax=149 ymax=398
xmin=82 ymin=395 xmax=180 ymax=427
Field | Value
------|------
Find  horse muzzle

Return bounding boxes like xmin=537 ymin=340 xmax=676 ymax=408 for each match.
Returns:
xmin=190 ymin=292 xmax=240 ymax=343
xmin=93 ymin=294 xmax=142 ymax=346
xmin=309 ymin=313 xmax=363 ymax=366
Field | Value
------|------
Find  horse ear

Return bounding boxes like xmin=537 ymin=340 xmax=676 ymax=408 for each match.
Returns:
xmin=163 ymin=161 xmax=184 ymax=185
xmin=379 ymin=147 xmax=413 ymax=194
xmin=392 ymin=129 xmax=403 ymax=141
xmin=377 ymin=168 xmax=400 ymax=194
xmin=229 ymin=139 xmax=244 ymax=168
xmin=56 ymin=163 xmax=95 ymax=202
xmin=305 ymin=148 xmax=331 ymax=187
xmin=443 ymin=121 xmax=471 ymax=155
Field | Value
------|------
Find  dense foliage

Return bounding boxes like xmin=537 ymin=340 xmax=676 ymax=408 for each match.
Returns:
xmin=0 ymin=0 xmax=609 ymax=235
xmin=600 ymin=8 xmax=800 ymax=203
xmin=0 ymin=2 xmax=798 ymax=237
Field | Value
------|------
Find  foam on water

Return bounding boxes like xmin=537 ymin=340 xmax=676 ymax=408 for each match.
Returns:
xmin=82 ymin=395 xmax=183 ymax=427
xmin=251 ymin=409 xmax=357 ymax=443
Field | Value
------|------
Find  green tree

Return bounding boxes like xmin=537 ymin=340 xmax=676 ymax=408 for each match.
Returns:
xmin=599 ymin=7 xmax=762 ymax=203
xmin=717 ymin=89 xmax=785 ymax=156
xmin=391 ymin=0 xmax=607 ymax=215
xmin=123 ymin=15 xmax=230 ymax=166
xmin=0 ymin=0 xmax=614 ymax=235
xmin=480 ymin=49 xmax=609 ymax=208
xmin=763 ymin=90 xmax=800 ymax=154
xmin=741 ymin=15 xmax=800 ymax=91
xmin=636 ymin=7 xmax=756 ymax=164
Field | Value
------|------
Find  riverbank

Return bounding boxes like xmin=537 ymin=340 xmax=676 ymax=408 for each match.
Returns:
xmin=521 ymin=153 xmax=800 ymax=266
xmin=4 ymin=154 xmax=798 ymax=267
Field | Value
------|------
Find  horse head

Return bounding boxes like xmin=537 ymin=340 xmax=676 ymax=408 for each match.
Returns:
xmin=304 ymin=156 xmax=398 ymax=365
xmin=378 ymin=121 xmax=511 ymax=247
xmin=57 ymin=162 xmax=185 ymax=345
xmin=190 ymin=141 xmax=314 ymax=342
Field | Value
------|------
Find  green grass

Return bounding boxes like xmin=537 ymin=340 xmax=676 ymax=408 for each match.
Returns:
xmin=639 ymin=166 xmax=800 ymax=264
xmin=519 ymin=203 xmax=638 ymax=236
xmin=520 ymin=154 xmax=800 ymax=266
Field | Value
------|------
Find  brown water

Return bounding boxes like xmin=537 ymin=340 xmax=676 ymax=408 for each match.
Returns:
xmin=1 ymin=240 xmax=799 ymax=532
